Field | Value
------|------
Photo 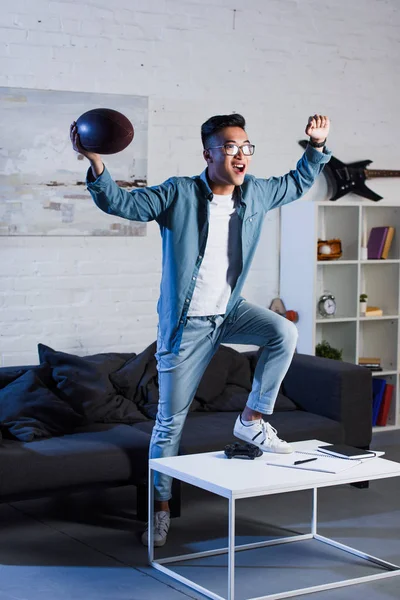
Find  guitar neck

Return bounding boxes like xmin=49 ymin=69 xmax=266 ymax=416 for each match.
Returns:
xmin=365 ymin=169 xmax=400 ymax=179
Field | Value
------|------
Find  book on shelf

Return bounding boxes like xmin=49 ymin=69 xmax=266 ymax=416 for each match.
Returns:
xmin=367 ymin=226 xmax=388 ymax=259
xmin=365 ymin=306 xmax=383 ymax=317
xmin=359 ymin=357 xmax=381 ymax=365
xmin=372 ymin=378 xmax=386 ymax=426
xmin=381 ymin=226 xmax=395 ymax=259
xmin=359 ymin=357 xmax=380 ymax=365
xmin=376 ymin=383 xmax=394 ymax=426
xmin=358 ymin=357 xmax=382 ymax=371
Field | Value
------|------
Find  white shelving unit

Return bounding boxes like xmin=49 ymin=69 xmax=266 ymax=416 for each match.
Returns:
xmin=280 ymin=198 xmax=400 ymax=431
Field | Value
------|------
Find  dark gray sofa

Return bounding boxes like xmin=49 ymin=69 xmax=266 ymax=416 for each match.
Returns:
xmin=0 ymin=343 xmax=372 ymax=520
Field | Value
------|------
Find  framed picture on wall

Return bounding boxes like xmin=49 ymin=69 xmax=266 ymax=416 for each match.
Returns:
xmin=0 ymin=87 xmax=148 ymax=236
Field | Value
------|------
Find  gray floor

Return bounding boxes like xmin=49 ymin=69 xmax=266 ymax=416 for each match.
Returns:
xmin=2 ymin=430 xmax=400 ymax=600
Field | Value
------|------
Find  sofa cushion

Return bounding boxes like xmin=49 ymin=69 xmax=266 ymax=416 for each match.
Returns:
xmin=0 ymin=424 xmax=152 ymax=496
xmin=0 ymin=364 xmax=83 ymax=442
xmin=275 ymin=393 xmax=297 ymax=412
xmin=38 ymin=344 xmax=147 ymax=424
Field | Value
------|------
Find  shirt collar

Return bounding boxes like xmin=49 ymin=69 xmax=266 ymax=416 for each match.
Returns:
xmin=199 ymin=168 xmax=244 ymax=205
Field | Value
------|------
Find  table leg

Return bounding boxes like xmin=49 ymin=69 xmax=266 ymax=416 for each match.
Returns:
xmin=228 ymin=496 xmax=235 ymax=600
xmin=311 ymin=487 xmax=317 ymax=536
xmin=148 ymin=466 xmax=154 ymax=564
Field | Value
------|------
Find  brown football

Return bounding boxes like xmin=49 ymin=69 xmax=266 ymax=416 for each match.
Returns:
xmin=76 ymin=108 xmax=134 ymax=155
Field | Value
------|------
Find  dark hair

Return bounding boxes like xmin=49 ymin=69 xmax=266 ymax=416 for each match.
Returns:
xmin=201 ymin=113 xmax=246 ymax=148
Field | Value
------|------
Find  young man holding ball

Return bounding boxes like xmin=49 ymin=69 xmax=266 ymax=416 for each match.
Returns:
xmin=71 ymin=113 xmax=331 ymax=546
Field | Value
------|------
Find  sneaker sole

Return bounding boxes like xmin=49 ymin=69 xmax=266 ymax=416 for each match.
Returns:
xmin=141 ymin=535 xmax=168 ymax=548
xmin=233 ymin=430 xmax=293 ymax=454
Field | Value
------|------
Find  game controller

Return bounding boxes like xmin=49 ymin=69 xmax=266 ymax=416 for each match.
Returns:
xmin=224 ymin=442 xmax=263 ymax=460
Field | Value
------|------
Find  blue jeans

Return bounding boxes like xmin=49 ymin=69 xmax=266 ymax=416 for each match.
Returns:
xmin=150 ymin=299 xmax=298 ymax=501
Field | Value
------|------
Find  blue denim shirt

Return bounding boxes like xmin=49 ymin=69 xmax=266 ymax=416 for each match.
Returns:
xmin=87 ymin=144 xmax=331 ymax=353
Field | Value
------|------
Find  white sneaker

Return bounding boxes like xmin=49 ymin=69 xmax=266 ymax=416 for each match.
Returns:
xmin=141 ymin=510 xmax=170 ymax=547
xmin=233 ymin=415 xmax=293 ymax=454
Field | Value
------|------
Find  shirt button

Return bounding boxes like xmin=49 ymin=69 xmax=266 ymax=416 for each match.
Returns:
xmin=185 ymin=298 xmax=190 ymax=303
xmin=192 ymin=276 xmax=196 ymax=280
xmin=249 ymin=218 xmax=253 ymax=222
xmin=198 ymin=255 xmax=202 ymax=260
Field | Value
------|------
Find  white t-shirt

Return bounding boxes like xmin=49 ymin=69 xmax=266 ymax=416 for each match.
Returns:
xmin=188 ymin=193 xmax=242 ymax=316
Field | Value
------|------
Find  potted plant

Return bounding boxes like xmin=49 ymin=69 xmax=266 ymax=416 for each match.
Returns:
xmin=315 ymin=340 xmax=343 ymax=361
xmin=360 ymin=293 xmax=368 ymax=316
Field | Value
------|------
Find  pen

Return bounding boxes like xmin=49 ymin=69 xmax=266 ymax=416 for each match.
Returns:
xmin=294 ymin=458 xmax=318 ymax=465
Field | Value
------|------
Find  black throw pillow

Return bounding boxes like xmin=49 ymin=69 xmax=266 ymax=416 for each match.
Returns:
xmin=110 ymin=341 xmax=201 ymax=419
xmin=109 ymin=342 xmax=157 ymax=404
xmin=38 ymin=344 xmax=147 ymax=424
xmin=0 ymin=367 xmax=28 ymax=391
xmin=194 ymin=347 xmax=231 ymax=404
xmin=195 ymin=346 xmax=252 ymax=407
xmin=0 ymin=364 xmax=83 ymax=442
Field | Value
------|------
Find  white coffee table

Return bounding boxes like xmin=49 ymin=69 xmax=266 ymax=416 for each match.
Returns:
xmin=148 ymin=439 xmax=400 ymax=600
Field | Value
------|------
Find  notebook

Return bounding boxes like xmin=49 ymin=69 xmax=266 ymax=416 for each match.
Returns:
xmin=317 ymin=444 xmax=377 ymax=460
xmin=264 ymin=451 xmax=362 ymax=474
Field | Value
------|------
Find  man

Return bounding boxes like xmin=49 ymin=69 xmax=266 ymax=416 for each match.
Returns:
xmin=70 ymin=112 xmax=331 ymax=547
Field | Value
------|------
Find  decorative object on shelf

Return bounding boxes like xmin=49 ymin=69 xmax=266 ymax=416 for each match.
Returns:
xmin=269 ymin=298 xmax=299 ymax=322
xmin=365 ymin=306 xmax=383 ymax=317
xmin=315 ymin=340 xmax=343 ymax=361
xmin=298 ymin=139 xmax=400 ymax=201
xmin=269 ymin=297 xmax=286 ymax=315
xmin=358 ymin=357 xmax=382 ymax=371
xmin=317 ymin=238 xmax=342 ymax=261
xmin=285 ymin=310 xmax=299 ymax=323
xmin=360 ymin=293 xmax=368 ymax=316
xmin=317 ymin=292 xmax=337 ymax=318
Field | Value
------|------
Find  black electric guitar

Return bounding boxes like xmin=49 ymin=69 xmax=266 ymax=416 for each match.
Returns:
xmin=299 ymin=139 xmax=400 ymax=202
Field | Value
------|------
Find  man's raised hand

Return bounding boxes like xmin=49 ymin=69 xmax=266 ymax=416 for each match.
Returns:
xmin=305 ymin=114 xmax=330 ymax=143
xmin=70 ymin=122 xmax=101 ymax=162
xmin=70 ymin=121 xmax=104 ymax=177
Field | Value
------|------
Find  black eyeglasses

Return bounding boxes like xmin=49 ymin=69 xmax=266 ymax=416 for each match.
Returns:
xmin=206 ymin=143 xmax=255 ymax=156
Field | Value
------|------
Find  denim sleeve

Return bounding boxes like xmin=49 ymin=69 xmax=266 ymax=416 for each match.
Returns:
xmin=255 ymin=144 xmax=332 ymax=211
xmin=86 ymin=166 xmax=176 ymax=222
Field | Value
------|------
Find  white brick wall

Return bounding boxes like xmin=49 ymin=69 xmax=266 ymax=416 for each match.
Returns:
xmin=0 ymin=0 xmax=399 ymax=365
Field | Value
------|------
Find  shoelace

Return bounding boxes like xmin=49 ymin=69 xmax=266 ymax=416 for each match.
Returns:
xmin=154 ymin=512 xmax=170 ymax=535
xmin=265 ymin=422 xmax=283 ymax=442
xmin=248 ymin=419 xmax=285 ymax=446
